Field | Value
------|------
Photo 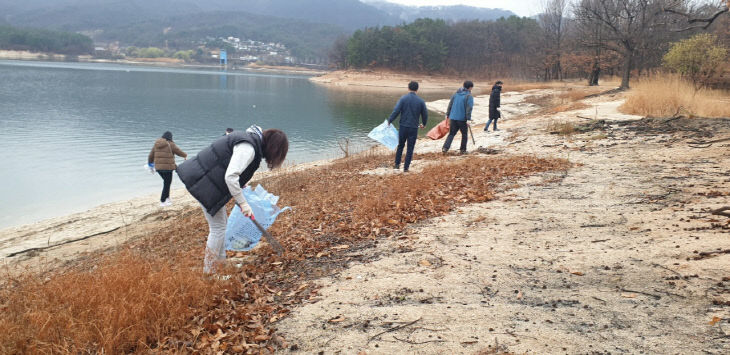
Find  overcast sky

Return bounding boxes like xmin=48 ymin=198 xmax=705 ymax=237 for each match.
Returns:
xmin=378 ymin=0 xmax=544 ymax=17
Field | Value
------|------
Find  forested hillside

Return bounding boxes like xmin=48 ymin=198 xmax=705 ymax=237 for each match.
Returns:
xmin=97 ymin=12 xmax=345 ymax=62
xmin=334 ymin=1 xmax=730 ymax=87
xmin=0 ymin=25 xmax=93 ymax=55
xmin=0 ymin=0 xmax=516 ymax=63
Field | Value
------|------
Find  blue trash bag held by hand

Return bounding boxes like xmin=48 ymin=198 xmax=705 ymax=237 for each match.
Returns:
xmin=225 ymin=185 xmax=291 ymax=251
xmin=368 ymin=119 xmax=399 ymax=150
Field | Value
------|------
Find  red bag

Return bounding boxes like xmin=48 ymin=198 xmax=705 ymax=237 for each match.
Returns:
xmin=427 ymin=118 xmax=450 ymax=140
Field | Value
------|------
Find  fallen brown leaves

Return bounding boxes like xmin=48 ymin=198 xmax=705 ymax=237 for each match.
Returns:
xmin=0 ymin=152 xmax=568 ymax=353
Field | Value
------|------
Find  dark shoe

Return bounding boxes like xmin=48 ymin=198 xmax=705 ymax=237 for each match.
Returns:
xmin=459 ymin=150 xmax=468 ymax=155
xmin=483 ymin=128 xmax=488 ymax=132
xmin=393 ymin=165 xmax=400 ymax=170
xmin=441 ymin=148 xmax=448 ymax=155
xmin=403 ymin=169 xmax=409 ymax=173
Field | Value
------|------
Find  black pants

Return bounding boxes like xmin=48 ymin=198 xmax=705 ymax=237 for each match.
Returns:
xmin=157 ymin=170 xmax=173 ymax=202
xmin=395 ymin=126 xmax=418 ymax=171
xmin=442 ymin=119 xmax=468 ymax=152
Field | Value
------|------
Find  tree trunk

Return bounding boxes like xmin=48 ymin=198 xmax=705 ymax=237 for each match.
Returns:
xmin=620 ymin=51 xmax=633 ymax=89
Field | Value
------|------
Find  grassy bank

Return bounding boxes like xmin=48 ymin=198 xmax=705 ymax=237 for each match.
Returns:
xmin=1 ymin=151 xmax=568 ymax=353
xmin=620 ymin=74 xmax=730 ymax=118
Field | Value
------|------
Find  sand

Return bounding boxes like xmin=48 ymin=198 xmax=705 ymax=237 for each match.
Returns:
xmin=275 ymin=88 xmax=730 ymax=354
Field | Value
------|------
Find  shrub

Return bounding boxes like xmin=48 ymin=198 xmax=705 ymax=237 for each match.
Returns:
xmin=663 ymin=33 xmax=728 ymax=89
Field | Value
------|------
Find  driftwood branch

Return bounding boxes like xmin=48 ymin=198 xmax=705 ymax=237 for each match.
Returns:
xmin=620 ymin=288 xmax=662 ymax=300
xmin=711 ymin=206 xmax=730 ymax=218
xmin=393 ymin=336 xmax=444 ymax=345
xmin=6 ymin=227 xmax=121 ymax=258
xmin=688 ymin=137 xmax=730 ymax=148
xmin=692 ymin=249 xmax=730 ymax=260
xmin=368 ymin=317 xmax=421 ymax=343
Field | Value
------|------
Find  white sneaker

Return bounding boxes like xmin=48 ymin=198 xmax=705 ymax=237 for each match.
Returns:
xmin=164 ymin=198 xmax=172 ymax=206
xmin=160 ymin=201 xmax=167 ymax=207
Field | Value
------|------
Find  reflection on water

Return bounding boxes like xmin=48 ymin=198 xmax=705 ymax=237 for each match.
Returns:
xmin=0 ymin=60 xmax=450 ymax=229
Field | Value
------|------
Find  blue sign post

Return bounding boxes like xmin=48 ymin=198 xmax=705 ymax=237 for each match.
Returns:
xmin=220 ymin=49 xmax=227 ymax=67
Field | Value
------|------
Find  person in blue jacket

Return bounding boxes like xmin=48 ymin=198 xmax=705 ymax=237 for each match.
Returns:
xmin=442 ymin=81 xmax=474 ymax=154
xmin=387 ymin=81 xmax=428 ymax=172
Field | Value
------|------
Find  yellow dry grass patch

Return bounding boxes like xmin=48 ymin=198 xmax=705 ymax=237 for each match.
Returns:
xmin=620 ymin=74 xmax=730 ymax=118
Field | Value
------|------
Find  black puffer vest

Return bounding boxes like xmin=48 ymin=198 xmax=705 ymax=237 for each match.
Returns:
xmin=177 ymin=129 xmax=263 ymax=216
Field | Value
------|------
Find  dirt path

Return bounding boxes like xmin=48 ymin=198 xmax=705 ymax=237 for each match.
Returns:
xmin=277 ymin=92 xmax=730 ymax=353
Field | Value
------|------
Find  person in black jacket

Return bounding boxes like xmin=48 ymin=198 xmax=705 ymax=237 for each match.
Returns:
xmin=177 ymin=126 xmax=288 ymax=274
xmin=485 ymin=81 xmax=503 ymax=132
xmin=387 ymin=81 xmax=428 ymax=172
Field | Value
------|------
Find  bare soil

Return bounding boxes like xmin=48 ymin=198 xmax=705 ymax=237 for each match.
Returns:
xmin=277 ymin=91 xmax=730 ymax=354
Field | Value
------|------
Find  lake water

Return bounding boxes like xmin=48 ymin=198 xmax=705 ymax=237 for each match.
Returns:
xmin=0 ymin=60 xmax=446 ymax=229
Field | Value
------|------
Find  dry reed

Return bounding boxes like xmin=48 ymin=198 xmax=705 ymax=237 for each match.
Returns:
xmin=620 ymin=74 xmax=730 ymax=118
xmin=0 ymin=252 xmax=220 ymax=353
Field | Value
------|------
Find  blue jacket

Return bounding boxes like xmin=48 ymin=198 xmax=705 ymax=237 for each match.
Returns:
xmin=388 ymin=92 xmax=428 ymax=128
xmin=446 ymin=88 xmax=474 ymax=121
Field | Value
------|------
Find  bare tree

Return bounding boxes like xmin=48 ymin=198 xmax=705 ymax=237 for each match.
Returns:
xmin=573 ymin=0 xmax=676 ymax=89
xmin=662 ymin=0 xmax=729 ymax=31
xmin=539 ymin=0 xmax=570 ymax=80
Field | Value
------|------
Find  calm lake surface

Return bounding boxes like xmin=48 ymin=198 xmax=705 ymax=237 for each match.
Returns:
xmin=0 ymin=60 xmax=447 ymax=229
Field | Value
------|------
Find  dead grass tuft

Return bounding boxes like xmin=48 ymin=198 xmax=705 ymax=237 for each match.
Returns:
xmin=620 ymin=74 xmax=730 ymax=118
xmin=546 ymin=120 xmax=576 ymax=135
xmin=0 ymin=252 xmax=219 ymax=353
xmin=550 ymin=102 xmax=591 ymax=113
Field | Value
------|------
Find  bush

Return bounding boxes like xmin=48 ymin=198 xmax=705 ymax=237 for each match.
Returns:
xmin=137 ymin=47 xmax=165 ymax=58
xmin=663 ymin=33 xmax=728 ymax=88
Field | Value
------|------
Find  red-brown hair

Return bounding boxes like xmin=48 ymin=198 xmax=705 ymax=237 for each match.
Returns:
xmin=261 ymin=129 xmax=289 ymax=169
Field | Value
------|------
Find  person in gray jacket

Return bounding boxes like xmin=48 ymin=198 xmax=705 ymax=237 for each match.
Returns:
xmin=177 ymin=125 xmax=288 ymax=274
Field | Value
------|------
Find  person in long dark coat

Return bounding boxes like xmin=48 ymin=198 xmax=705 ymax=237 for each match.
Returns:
xmin=485 ymin=81 xmax=503 ymax=132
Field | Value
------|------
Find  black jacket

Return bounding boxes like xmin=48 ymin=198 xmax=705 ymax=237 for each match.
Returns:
xmin=177 ymin=129 xmax=263 ymax=216
xmin=489 ymin=85 xmax=502 ymax=119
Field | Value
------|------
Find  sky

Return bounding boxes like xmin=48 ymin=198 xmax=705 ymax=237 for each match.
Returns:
xmin=377 ymin=0 xmax=544 ymax=17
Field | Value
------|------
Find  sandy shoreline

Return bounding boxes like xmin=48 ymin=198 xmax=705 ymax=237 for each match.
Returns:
xmin=3 ymin=74 xmax=729 ymax=352
xmin=309 ymin=69 xmax=494 ymax=95
xmin=0 ymin=52 xmax=327 ymax=76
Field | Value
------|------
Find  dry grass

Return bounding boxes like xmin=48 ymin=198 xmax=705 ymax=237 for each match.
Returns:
xmin=0 ymin=252 xmax=220 ymax=353
xmin=0 ymin=152 xmax=569 ymax=353
xmin=522 ymin=87 xmax=593 ymax=115
xmin=620 ymin=74 xmax=730 ymax=118
xmin=558 ymin=88 xmax=592 ymax=102
xmin=546 ymin=120 xmax=577 ymax=136
xmin=508 ymin=81 xmax=569 ymax=92
xmin=550 ymin=102 xmax=591 ymax=113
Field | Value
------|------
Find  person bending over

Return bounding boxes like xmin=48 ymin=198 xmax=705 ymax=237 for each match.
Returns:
xmin=177 ymin=126 xmax=288 ymax=274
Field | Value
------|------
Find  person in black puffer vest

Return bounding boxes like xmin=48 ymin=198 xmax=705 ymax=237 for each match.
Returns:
xmin=177 ymin=125 xmax=288 ymax=274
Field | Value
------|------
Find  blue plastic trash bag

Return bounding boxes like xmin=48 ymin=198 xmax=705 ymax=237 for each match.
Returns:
xmin=225 ymin=184 xmax=291 ymax=251
xmin=144 ymin=162 xmax=155 ymax=174
xmin=368 ymin=119 xmax=399 ymax=150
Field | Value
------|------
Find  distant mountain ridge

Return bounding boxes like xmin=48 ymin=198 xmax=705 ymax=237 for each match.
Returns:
xmin=1 ymin=0 xmax=517 ymax=31
xmin=361 ymin=1 xmax=515 ymax=23
xmin=0 ymin=0 xmax=517 ymax=61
